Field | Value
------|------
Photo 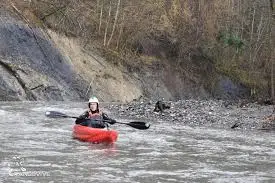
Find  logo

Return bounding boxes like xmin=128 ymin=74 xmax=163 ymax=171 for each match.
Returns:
xmin=7 ymin=156 xmax=50 ymax=177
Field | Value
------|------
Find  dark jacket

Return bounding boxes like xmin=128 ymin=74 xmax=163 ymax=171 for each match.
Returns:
xmin=153 ymin=101 xmax=170 ymax=112
xmin=75 ymin=111 xmax=116 ymax=128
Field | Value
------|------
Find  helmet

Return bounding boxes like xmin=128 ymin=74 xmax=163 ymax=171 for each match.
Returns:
xmin=88 ymin=96 xmax=99 ymax=104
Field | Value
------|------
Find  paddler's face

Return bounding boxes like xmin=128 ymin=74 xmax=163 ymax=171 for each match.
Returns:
xmin=89 ymin=102 xmax=98 ymax=111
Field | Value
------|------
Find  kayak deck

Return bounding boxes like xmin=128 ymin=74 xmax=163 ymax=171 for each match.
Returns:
xmin=73 ymin=125 xmax=118 ymax=144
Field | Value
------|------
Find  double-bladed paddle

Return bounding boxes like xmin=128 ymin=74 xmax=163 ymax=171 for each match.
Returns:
xmin=45 ymin=111 xmax=150 ymax=130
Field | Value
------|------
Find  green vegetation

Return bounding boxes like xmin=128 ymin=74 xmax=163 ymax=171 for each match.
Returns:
xmin=217 ymin=32 xmax=245 ymax=50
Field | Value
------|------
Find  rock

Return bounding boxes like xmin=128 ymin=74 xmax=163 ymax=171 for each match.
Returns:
xmin=261 ymin=115 xmax=275 ymax=130
xmin=0 ymin=10 xmax=85 ymax=101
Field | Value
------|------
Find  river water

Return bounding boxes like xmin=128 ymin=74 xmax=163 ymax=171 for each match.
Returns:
xmin=0 ymin=101 xmax=274 ymax=183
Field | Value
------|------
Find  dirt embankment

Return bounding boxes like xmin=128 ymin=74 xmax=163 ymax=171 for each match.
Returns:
xmin=0 ymin=8 xmax=142 ymax=102
xmin=0 ymin=7 xmax=250 ymax=102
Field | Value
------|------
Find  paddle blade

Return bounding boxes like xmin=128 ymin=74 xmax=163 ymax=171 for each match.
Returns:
xmin=126 ymin=121 xmax=150 ymax=130
xmin=45 ymin=111 xmax=71 ymax=118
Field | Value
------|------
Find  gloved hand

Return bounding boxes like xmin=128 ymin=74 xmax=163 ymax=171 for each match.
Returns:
xmin=108 ymin=119 xmax=116 ymax=125
xmin=75 ymin=111 xmax=89 ymax=124
xmin=102 ymin=113 xmax=116 ymax=124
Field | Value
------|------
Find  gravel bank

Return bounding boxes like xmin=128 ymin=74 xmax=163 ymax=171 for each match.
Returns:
xmin=106 ymin=100 xmax=275 ymax=131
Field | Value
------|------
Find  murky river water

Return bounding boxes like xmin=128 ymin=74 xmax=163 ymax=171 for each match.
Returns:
xmin=0 ymin=102 xmax=274 ymax=183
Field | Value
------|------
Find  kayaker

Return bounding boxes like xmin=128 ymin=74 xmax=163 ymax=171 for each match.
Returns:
xmin=75 ymin=96 xmax=116 ymax=128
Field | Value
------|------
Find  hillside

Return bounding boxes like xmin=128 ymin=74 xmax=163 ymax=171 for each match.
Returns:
xmin=0 ymin=0 xmax=274 ymax=102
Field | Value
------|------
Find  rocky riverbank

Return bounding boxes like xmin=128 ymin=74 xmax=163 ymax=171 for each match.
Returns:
xmin=105 ymin=100 xmax=275 ymax=131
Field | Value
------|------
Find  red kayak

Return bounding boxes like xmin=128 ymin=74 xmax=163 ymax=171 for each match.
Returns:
xmin=73 ymin=125 xmax=118 ymax=144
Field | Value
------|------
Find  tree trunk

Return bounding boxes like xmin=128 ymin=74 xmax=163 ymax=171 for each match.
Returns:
xmin=116 ymin=11 xmax=124 ymax=50
xmin=270 ymin=0 xmax=275 ymax=103
xmin=249 ymin=4 xmax=256 ymax=97
xmin=107 ymin=0 xmax=121 ymax=47
xmin=104 ymin=0 xmax=112 ymax=46
xmin=98 ymin=0 xmax=104 ymax=34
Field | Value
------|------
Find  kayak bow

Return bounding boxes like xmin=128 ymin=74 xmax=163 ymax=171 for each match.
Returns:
xmin=72 ymin=125 xmax=118 ymax=144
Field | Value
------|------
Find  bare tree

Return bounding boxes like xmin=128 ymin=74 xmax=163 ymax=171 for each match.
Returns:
xmin=98 ymin=0 xmax=104 ymax=34
xmin=104 ymin=0 xmax=112 ymax=46
xmin=116 ymin=11 xmax=124 ymax=50
xmin=270 ymin=0 xmax=275 ymax=102
xmin=249 ymin=3 xmax=256 ymax=97
xmin=107 ymin=0 xmax=121 ymax=47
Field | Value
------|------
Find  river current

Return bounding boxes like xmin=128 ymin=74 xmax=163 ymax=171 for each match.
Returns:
xmin=0 ymin=101 xmax=274 ymax=183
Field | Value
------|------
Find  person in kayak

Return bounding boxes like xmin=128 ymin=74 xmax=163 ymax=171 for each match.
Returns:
xmin=75 ymin=96 xmax=116 ymax=128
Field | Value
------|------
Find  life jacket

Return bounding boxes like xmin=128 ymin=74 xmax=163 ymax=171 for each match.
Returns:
xmin=85 ymin=110 xmax=106 ymax=128
xmin=88 ymin=110 xmax=102 ymax=119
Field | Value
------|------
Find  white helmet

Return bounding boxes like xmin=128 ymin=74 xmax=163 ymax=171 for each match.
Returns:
xmin=88 ymin=96 xmax=99 ymax=104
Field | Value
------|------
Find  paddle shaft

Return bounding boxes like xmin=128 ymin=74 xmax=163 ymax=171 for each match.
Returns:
xmin=45 ymin=111 xmax=150 ymax=130
xmin=60 ymin=116 xmax=127 ymax=124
